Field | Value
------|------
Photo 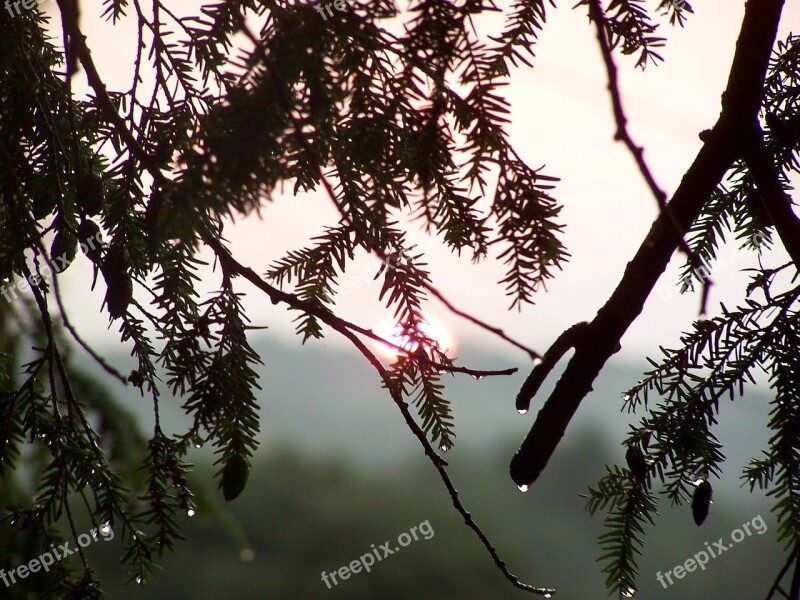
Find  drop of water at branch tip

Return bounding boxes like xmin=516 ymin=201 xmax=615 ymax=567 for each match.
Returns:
xmin=240 ymin=548 xmax=255 ymax=562
xmin=135 ymin=576 xmax=143 ymax=585
xmin=470 ymin=374 xmax=484 ymax=380
xmin=622 ymin=586 xmax=636 ymax=597
xmin=517 ymin=408 xmax=528 ymax=415
xmin=543 ymin=594 xmax=552 ymax=599
xmin=187 ymin=508 xmax=196 ymax=517
xmin=440 ymin=444 xmax=449 ymax=452
xmin=533 ymin=357 xmax=543 ymax=366
xmin=517 ymin=484 xmax=529 ymax=493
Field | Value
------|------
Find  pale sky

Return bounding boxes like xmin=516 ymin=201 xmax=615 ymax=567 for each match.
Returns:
xmin=48 ymin=1 xmax=800 ymax=369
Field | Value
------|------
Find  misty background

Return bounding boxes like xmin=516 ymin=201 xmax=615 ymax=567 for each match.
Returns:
xmin=69 ymin=334 xmax=782 ymax=599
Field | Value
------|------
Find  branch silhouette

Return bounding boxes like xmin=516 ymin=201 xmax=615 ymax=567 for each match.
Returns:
xmin=510 ymin=0 xmax=788 ymax=489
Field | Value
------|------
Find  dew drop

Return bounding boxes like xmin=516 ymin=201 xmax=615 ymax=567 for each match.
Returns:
xmin=533 ymin=357 xmax=543 ymax=367
xmin=517 ymin=408 xmax=528 ymax=415
xmin=543 ymin=594 xmax=552 ymax=599
xmin=470 ymin=374 xmax=485 ymax=381
xmin=240 ymin=547 xmax=255 ymax=562
xmin=440 ymin=444 xmax=449 ymax=452
xmin=100 ymin=524 xmax=111 ymax=535
xmin=187 ymin=508 xmax=196 ymax=517
xmin=517 ymin=484 xmax=529 ymax=493
xmin=135 ymin=576 xmax=143 ymax=585
xmin=622 ymin=586 xmax=636 ymax=598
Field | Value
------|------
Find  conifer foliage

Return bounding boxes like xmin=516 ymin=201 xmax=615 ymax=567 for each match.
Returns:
xmin=0 ymin=0 xmax=799 ymax=597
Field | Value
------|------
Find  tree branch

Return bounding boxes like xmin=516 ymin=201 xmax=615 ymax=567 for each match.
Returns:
xmin=587 ymin=0 xmax=712 ymax=313
xmin=515 ymin=321 xmax=588 ymax=414
xmin=510 ymin=0 xmax=786 ymax=488
xmin=743 ymin=129 xmax=800 ymax=270
xmin=66 ymin=14 xmax=549 ymax=594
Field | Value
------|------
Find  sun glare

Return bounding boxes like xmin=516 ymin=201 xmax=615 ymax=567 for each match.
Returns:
xmin=372 ymin=316 xmax=457 ymax=360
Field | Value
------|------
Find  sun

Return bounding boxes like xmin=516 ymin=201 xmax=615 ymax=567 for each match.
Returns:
xmin=372 ymin=315 xmax=457 ymax=360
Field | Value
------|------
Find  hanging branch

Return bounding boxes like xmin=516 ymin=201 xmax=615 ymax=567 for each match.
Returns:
xmin=64 ymin=11 xmax=549 ymax=594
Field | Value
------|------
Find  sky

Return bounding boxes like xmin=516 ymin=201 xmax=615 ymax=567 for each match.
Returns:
xmin=45 ymin=1 xmax=800 ymax=371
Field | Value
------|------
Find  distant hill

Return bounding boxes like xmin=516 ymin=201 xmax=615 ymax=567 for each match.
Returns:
xmin=41 ymin=335 xmax=789 ymax=597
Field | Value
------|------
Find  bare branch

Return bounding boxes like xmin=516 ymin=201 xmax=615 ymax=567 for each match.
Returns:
xmin=586 ymin=0 xmax=712 ymax=314
xmin=510 ymin=0 xmax=786 ymax=489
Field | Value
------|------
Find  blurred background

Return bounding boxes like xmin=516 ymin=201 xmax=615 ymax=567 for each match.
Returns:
xmin=45 ymin=336 xmax=787 ymax=598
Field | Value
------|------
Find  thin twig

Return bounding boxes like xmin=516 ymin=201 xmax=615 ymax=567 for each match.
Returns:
xmin=766 ymin=544 xmax=799 ymax=600
xmin=586 ymin=0 xmax=712 ymax=315
xmin=316 ymin=297 xmax=555 ymax=596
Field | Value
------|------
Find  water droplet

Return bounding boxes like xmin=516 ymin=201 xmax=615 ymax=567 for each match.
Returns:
xmin=440 ymin=444 xmax=449 ymax=452
xmin=194 ymin=442 xmax=203 ymax=449
xmin=543 ymin=594 xmax=552 ymax=599
xmin=135 ymin=576 xmax=143 ymax=585
xmin=240 ymin=547 xmax=255 ymax=562
xmin=517 ymin=484 xmax=529 ymax=493
xmin=622 ymin=586 xmax=636 ymax=597
xmin=470 ymin=374 xmax=485 ymax=381
xmin=622 ymin=394 xmax=631 ymax=402
xmin=100 ymin=524 xmax=111 ymax=535
xmin=533 ymin=357 xmax=543 ymax=367
xmin=187 ymin=508 xmax=196 ymax=517
xmin=517 ymin=408 xmax=528 ymax=415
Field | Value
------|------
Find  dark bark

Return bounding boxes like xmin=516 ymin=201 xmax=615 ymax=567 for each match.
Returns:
xmin=511 ymin=0 xmax=788 ymax=488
